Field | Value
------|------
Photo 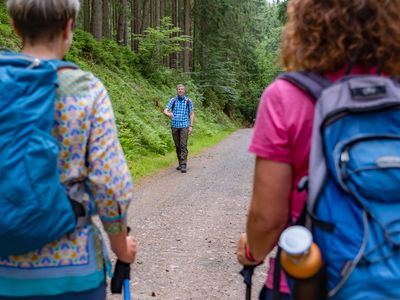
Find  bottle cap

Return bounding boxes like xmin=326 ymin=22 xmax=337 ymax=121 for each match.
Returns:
xmin=279 ymin=226 xmax=312 ymax=255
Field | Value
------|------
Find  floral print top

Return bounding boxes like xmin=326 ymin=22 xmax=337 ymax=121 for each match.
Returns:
xmin=0 ymin=68 xmax=133 ymax=295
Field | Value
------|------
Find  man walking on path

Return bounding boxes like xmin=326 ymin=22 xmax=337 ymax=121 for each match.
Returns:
xmin=163 ymin=84 xmax=195 ymax=173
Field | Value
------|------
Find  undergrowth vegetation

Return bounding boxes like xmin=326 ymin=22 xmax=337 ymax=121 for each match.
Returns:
xmin=0 ymin=5 xmax=237 ymax=181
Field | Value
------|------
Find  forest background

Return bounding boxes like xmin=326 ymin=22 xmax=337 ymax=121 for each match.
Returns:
xmin=0 ymin=0 xmax=287 ymax=181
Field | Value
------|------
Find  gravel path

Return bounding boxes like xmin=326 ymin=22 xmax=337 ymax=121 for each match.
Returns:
xmin=107 ymin=128 xmax=269 ymax=300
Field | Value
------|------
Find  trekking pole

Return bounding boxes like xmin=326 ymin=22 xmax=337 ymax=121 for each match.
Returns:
xmin=240 ymin=265 xmax=257 ymax=300
xmin=111 ymin=227 xmax=132 ymax=300
xmin=123 ymin=276 xmax=131 ymax=300
xmin=111 ymin=259 xmax=131 ymax=300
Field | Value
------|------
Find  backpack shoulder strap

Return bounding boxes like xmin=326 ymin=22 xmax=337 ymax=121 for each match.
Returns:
xmin=51 ymin=60 xmax=79 ymax=71
xmin=185 ymin=97 xmax=191 ymax=109
xmin=171 ymin=97 xmax=177 ymax=110
xmin=279 ymin=71 xmax=332 ymax=100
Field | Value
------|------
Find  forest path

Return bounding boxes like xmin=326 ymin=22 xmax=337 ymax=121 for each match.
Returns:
xmin=107 ymin=128 xmax=268 ymax=300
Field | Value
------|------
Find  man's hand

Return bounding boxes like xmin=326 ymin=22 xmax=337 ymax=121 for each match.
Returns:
xmin=189 ymin=125 xmax=193 ymax=134
xmin=163 ymin=108 xmax=173 ymax=118
xmin=237 ymin=233 xmax=263 ymax=266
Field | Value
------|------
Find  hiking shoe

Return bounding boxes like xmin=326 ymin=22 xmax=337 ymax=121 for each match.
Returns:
xmin=176 ymin=165 xmax=181 ymax=171
xmin=180 ymin=166 xmax=187 ymax=173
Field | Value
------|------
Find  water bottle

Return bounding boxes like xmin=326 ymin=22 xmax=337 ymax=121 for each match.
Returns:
xmin=279 ymin=225 xmax=322 ymax=279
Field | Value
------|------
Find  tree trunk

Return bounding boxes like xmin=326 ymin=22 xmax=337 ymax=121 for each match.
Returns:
xmin=124 ymin=2 xmax=128 ymax=45
xmin=183 ymin=0 xmax=191 ymax=74
xmin=170 ymin=0 xmax=179 ymax=69
xmin=92 ymin=0 xmax=103 ymax=40
xmin=150 ymin=0 xmax=155 ymax=28
xmin=192 ymin=0 xmax=198 ymax=72
xmin=160 ymin=0 xmax=165 ymax=22
xmin=155 ymin=0 xmax=161 ymax=28
xmin=132 ymin=0 xmax=141 ymax=51
xmin=178 ymin=0 xmax=184 ymax=70
xmin=103 ymin=0 xmax=111 ymax=39
xmin=141 ymin=0 xmax=150 ymax=33
xmin=83 ymin=0 xmax=91 ymax=32
xmin=117 ymin=0 xmax=128 ymax=45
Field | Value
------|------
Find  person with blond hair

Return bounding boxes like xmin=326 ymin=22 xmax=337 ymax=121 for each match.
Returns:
xmin=0 ymin=1 xmax=136 ymax=299
xmin=237 ymin=0 xmax=400 ymax=299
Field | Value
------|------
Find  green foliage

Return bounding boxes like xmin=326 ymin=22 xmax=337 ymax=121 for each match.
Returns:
xmin=277 ymin=0 xmax=289 ymax=23
xmin=193 ymin=0 xmax=271 ymax=123
xmin=66 ymin=30 xmax=138 ymax=74
xmin=0 ymin=7 xmax=20 ymax=51
xmin=0 ymin=3 xmax=237 ymax=182
xmin=137 ymin=17 xmax=191 ymax=81
xmin=231 ymin=1 xmax=285 ymax=123
xmin=256 ymin=4 xmax=284 ymax=85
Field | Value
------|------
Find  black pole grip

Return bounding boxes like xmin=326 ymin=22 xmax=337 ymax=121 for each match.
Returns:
xmin=111 ymin=259 xmax=131 ymax=294
xmin=240 ymin=265 xmax=256 ymax=300
xmin=240 ymin=265 xmax=256 ymax=287
xmin=111 ymin=227 xmax=132 ymax=294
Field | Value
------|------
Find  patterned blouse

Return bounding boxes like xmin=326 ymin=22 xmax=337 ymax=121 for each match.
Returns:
xmin=0 ymin=68 xmax=133 ymax=297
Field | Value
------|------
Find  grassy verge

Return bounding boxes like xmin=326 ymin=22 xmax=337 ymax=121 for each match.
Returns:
xmin=128 ymin=127 xmax=236 ymax=182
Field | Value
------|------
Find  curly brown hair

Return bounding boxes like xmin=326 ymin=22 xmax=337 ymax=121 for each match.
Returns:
xmin=281 ymin=0 xmax=400 ymax=75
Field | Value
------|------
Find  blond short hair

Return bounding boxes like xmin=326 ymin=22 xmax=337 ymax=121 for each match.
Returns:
xmin=7 ymin=0 xmax=80 ymax=43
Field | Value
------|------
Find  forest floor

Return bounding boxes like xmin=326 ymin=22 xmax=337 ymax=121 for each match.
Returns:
xmin=106 ymin=128 xmax=270 ymax=300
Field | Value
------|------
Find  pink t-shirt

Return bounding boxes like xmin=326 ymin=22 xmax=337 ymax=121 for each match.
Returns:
xmin=249 ymin=78 xmax=313 ymax=293
xmin=249 ymin=67 xmax=380 ymax=293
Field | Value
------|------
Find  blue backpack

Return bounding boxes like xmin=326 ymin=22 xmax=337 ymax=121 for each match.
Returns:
xmin=0 ymin=51 xmax=85 ymax=256
xmin=278 ymin=72 xmax=400 ymax=299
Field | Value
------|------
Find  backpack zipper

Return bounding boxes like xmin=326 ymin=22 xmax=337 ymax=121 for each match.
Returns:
xmin=322 ymin=102 xmax=400 ymax=129
xmin=27 ymin=58 xmax=41 ymax=69
xmin=0 ymin=54 xmax=41 ymax=69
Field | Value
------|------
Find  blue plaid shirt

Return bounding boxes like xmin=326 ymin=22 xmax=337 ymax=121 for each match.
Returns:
xmin=166 ymin=96 xmax=194 ymax=128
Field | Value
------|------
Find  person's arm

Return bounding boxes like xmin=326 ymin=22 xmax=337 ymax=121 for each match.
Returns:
xmin=87 ymin=77 xmax=137 ymax=264
xmin=189 ymin=110 xmax=195 ymax=134
xmin=246 ymin=157 xmax=292 ymax=261
xmin=237 ymin=157 xmax=292 ymax=265
xmin=163 ymin=107 xmax=173 ymax=118
xmin=237 ymin=81 xmax=293 ymax=265
xmin=163 ymin=99 xmax=174 ymax=118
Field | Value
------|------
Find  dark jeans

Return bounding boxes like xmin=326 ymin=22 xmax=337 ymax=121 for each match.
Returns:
xmin=0 ymin=282 xmax=106 ymax=300
xmin=171 ymin=127 xmax=189 ymax=167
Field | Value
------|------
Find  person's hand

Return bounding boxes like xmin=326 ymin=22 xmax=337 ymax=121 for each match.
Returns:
xmin=237 ymin=233 xmax=262 ymax=266
xmin=189 ymin=126 xmax=193 ymax=134
xmin=117 ymin=236 xmax=137 ymax=264
xmin=169 ymin=112 xmax=174 ymax=118
xmin=110 ymin=232 xmax=137 ymax=264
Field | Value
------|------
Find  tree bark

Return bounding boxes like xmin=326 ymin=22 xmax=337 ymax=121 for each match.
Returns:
xmin=183 ymin=0 xmax=191 ymax=74
xmin=150 ymin=0 xmax=155 ymax=28
xmin=92 ymin=0 xmax=103 ymax=40
xmin=117 ymin=0 xmax=128 ymax=45
xmin=141 ymin=0 xmax=150 ymax=33
xmin=103 ymin=0 xmax=111 ymax=39
xmin=155 ymin=0 xmax=161 ymax=28
xmin=83 ymin=0 xmax=91 ymax=32
xmin=131 ymin=0 xmax=139 ymax=51
xmin=170 ymin=0 xmax=179 ymax=69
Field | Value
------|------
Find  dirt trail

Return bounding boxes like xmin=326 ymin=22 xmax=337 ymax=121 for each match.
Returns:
xmin=107 ymin=128 xmax=269 ymax=300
